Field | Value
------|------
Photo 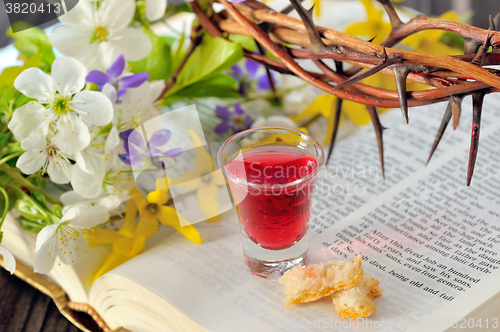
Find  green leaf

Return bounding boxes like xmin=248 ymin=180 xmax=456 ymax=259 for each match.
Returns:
xmin=0 ymin=133 xmax=9 ymax=150
xmin=167 ymin=74 xmax=240 ymax=101
xmin=167 ymin=35 xmax=243 ymax=97
xmin=15 ymin=198 xmax=46 ymax=222
xmin=229 ymin=35 xmax=258 ymax=51
xmin=52 ymin=205 xmax=63 ymax=219
xmin=130 ymin=29 xmax=172 ymax=81
xmin=32 ymin=190 xmax=48 ymax=210
xmin=17 ymin=216 xmax=47 ymax=233
xmin=7 ymin=24 xmax=55 ymax=69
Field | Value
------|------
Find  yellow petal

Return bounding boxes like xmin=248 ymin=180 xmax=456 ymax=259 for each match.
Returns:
xmin=158 ymin=206 xmax=202 ymax=244
xmin=171 ymin=170 xmax=202 ymax=190
xmin=130 ymin=187 xmax=147 ymax=213
xmin=212 ymin=169 xmax=226 ymax=186
xmin=113 ymin=236 xmax=146 ymax=257
xmin=136 ymin=214 xmax=159 ymax=238
xmin=343 ymin=100 xmax=371 ymax=126
xmin=87 ymin=228 xmax=122 ymax=247
xmin=93 ymin=252 xmax=131 ymax=282
xmin=147 ymin=177 xmax=170 ymax=205
xmin=313 ymin=0 xmax=321 ymax=17
xmin=188 ymin=129 xmax=213 ymax=174
xmin=119 ymin=199 xmax=138 ymax=237
xmin=290 ymin=94 xmax=336 ymax=125
xmin=197 ymin=184 xmax=220 ymax=220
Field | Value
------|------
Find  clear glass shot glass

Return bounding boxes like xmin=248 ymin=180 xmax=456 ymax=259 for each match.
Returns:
xmin=217 ymin=127 xmax=324 ymax=280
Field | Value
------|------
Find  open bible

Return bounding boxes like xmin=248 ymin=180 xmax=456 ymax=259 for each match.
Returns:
xmin=2 ymin=93 xmax=500 ymax=332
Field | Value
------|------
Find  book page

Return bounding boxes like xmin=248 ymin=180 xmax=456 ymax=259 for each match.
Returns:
xmin=310 ymin=94 xmax=499 ymax=235
xmin=91 ymin=94 xmax=500 ymax=331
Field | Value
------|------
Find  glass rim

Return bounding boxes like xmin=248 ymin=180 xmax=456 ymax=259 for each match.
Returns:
xmin=217 ymin=126 xmax=325 ymax=190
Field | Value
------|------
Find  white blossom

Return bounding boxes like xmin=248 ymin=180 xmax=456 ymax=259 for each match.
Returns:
xmin=50 ymin=0 xmax=152 ymax=71
xmin=8 ymin=57 xmax=113 ymax=154
xmin=16 ymin=134 xmax=72 ymax=184
xmin=34 ymin=205 xmax=109 ymax=274
xmin=0 ymin=246 xmax=16 ymax=274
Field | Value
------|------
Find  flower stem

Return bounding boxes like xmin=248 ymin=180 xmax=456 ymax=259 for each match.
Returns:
xmin=0 ymin=152 xmax=22 ymax=166
xmin=0 ymin=165 xmax=60 ymax=205
xmin=0 ymin=186 xmax=10 ymax=230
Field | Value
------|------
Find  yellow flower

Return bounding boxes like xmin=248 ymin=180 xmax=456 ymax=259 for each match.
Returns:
xmin=90 ymin=181 xmax=201 ymax=281
xmin=131 ymin=178 xmax=202 ymax=242
xmin=402 ymin=11 xmax=462 ymax=55
xmin=171 ymin=130 xmax=226 ymax=222
xmin=344 ymin=0 xmax=392 ymax=45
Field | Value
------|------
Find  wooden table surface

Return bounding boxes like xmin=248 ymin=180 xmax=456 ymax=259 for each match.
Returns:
xmin=0 ymin=267 xmax=102 ymax=332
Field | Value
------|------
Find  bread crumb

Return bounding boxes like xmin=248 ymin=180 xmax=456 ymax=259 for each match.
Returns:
xmin=278 ymin=255 xmax=364 ymax=306
xmin=332 ymin=274 xmax=382 ymax=319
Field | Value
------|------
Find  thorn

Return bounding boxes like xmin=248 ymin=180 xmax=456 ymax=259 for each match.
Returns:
xmin=333 ymin=50 xmax=403 ymax=90
xmin=326 ymin=97 xmax=343 ymax=165
xmin=307 ymin=4 xmax=315 ymax=15
xmin=471 ymin=29 xmax=492 ymax=67
xmin=375 ymin=0 xmax=404 ymax=31
xmin=367 ymin=106 xmax=385 ymax=179
xmin=467 ymin=90 xmax=487 ymax=186
xmin=426 ymin=101 xmax=451 ymax=166
xmin=489 ymin=15 xmax=497 ymax=31
xmin=494 ymin=13 xmax=500 ymax=30
xmin=390 ymin=65 xmax=411 ymax=124
xmin=288 ymin=0 xmax=326 ymax=51
xmin=450 ymin=94 xmax=465 ymax=130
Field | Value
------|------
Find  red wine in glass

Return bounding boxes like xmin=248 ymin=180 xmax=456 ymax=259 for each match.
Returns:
xmin=226 ymin=145 xmax=318 ymax=250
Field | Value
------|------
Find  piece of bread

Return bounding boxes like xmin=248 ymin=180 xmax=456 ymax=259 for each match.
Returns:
xmin=278 ymin=255 xmax=364 ymax=306
xmin=331 ymin=274 xmax=382 ymax=319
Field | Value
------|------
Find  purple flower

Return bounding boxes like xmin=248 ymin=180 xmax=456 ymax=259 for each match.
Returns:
xmin=118 ymin=129 xmax=183 ymax=168
xmin=230 ymin=59 xmax=276 ymax=95
xmin=214 ymin=104 xmax=252 ymax=135
xmin=86 ymin=55 xmax=149 ymax=102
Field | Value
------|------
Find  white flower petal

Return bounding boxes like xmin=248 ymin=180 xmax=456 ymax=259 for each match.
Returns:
xmin=74 ymin=147 xmax=104 ymax=175
xmin=105 ymin=126 xmax=120 ymax=153
xmin=70 ymin=205 xmax=109 ymax=229
xmin=20 ymin=133 xmax=47 ymax=151
xmin=8 ymin=102 xmax=52 ymax=142
xmin=35 ymin=224 xmax=58 ymax=252
xmin=51 ymin=57 xmax=87 ymax=96
xmin=0 ymin=246 xmax=16 ymax=274
xmin=146 ymin=0 xmax=167 ymax=21
xmin=71 ymin=165 xmax=105 ymax=199
xmin=34 ymin=239 xmax=56 ymax=274
xmin=57 ymin=0 xmax=94 ymax=27
xmin=58 ymin=235 xmax=85 ymax=265
xmin=14 ymin=68 xmax=54 ymax=102
xmin=60 ymin=191 xmax=89 ymax=207
xmin=72 ymin=90 xmax=114 ymax=126
xmin=53 ymin=113 xmax=90 ymax=154
xmin=49 ymin=26 xmax=90 ymax=58
xmin=149 ymin=80 xmax=166 ymax=103
xmin=16 ymin=150 xmax=46 ymax=175
xmin=101 ymin=83 xmax=118 ymax=104
xmin=101 ymin=0 xmax=136 ymax=31
xmin=98 ymin=194 xmax=124 ymax=211
xmin=112 ymin=27 xmax=152 ymax=62
xmin=46 ymin=155 xmax=71 ymax=184
xmin=60 ymin=204 xmax=94 ymax=223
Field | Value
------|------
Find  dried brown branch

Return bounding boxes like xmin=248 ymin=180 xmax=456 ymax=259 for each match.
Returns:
xmin=189 ymin=0 xmax=500 ymax=185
